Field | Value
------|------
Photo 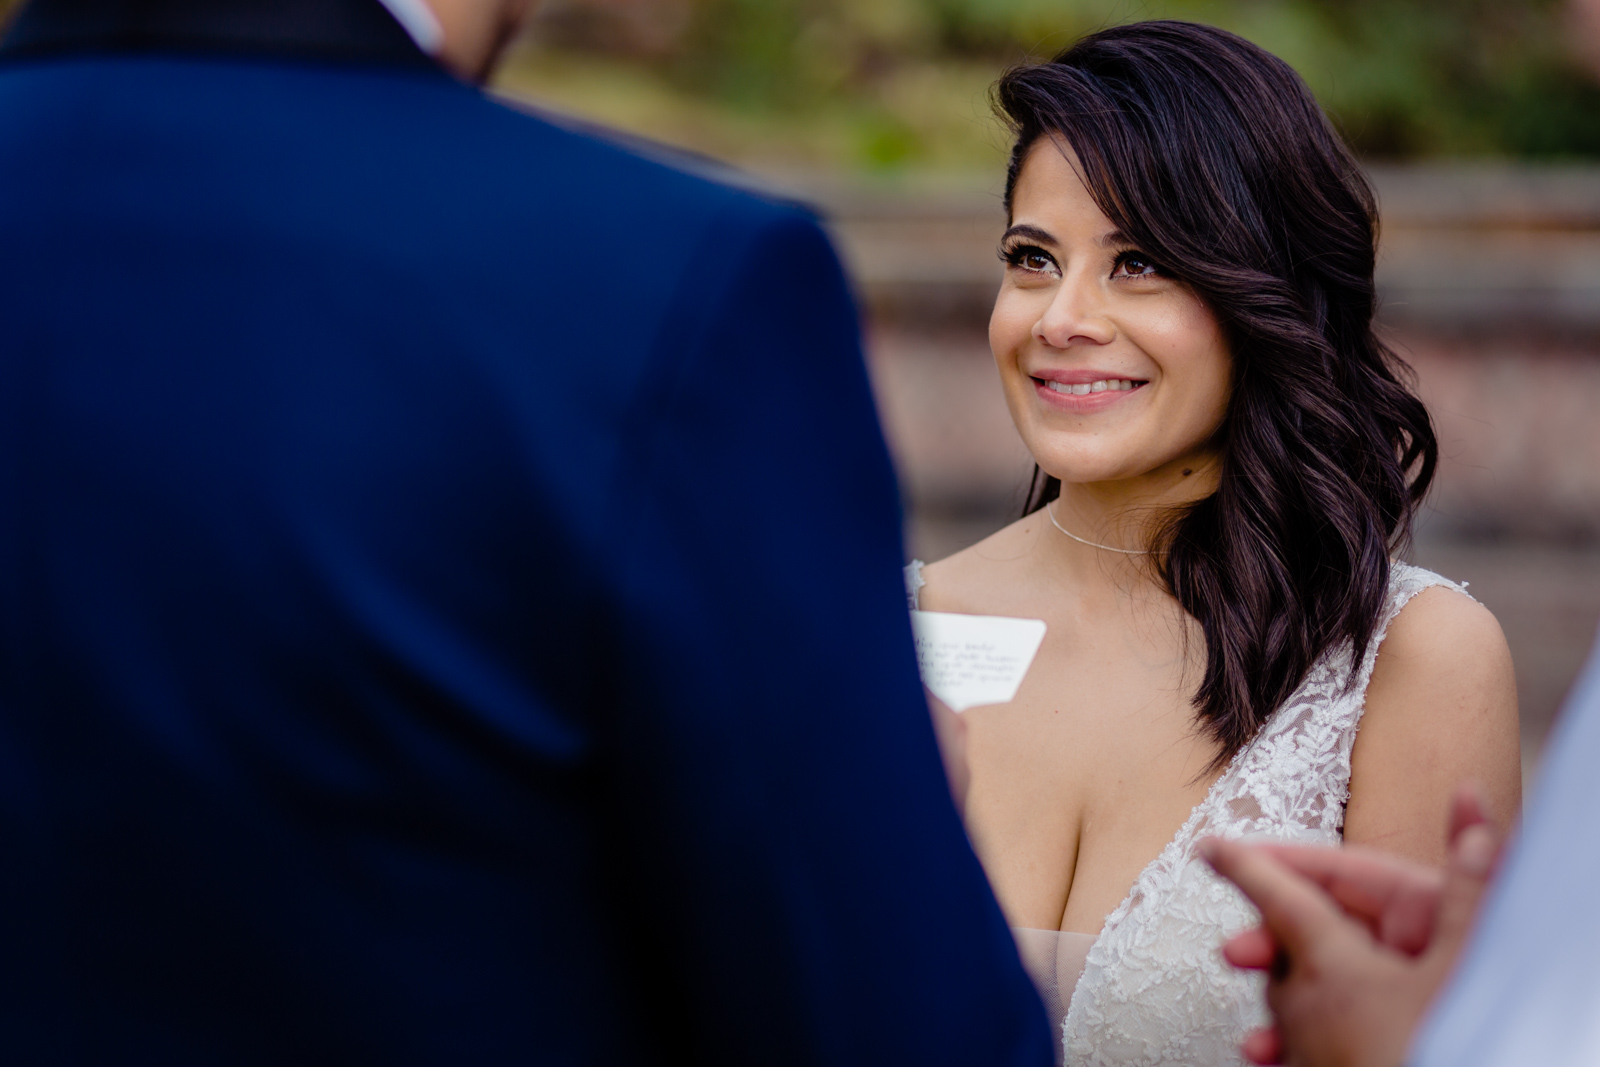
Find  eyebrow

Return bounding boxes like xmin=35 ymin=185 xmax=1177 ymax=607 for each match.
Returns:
xmin=1000 ymin=224 xmax=1134 ymax=248
xmin=1000 ymin=223 xmax=1056 ymax=245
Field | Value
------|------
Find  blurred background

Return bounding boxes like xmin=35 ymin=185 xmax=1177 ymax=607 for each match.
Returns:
xmin=491 ymin=0 xmax=1600 ymax=786
xmin=6 ymin=0 xmax=1598 ymax=782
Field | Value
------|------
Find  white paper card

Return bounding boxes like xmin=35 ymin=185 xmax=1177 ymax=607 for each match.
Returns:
xmin=910 ymin=610 xmax=1048 ymax=712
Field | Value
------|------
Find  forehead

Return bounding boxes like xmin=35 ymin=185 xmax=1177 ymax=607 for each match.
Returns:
xmin=1010 ymin=139 xmax=1117 ymax=237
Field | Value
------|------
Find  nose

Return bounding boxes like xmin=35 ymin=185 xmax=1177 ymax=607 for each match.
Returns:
xmin=1034 ymin=272 xmax=1116 ymax=349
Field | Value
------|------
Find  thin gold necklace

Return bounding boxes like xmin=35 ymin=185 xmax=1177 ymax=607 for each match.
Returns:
xmin=1046 ymin=501 xmax=1149 ymax=556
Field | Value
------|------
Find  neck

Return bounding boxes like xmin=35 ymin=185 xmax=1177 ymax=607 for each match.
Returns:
xmin=1048 ymin=455 xmax=1221 ymax=561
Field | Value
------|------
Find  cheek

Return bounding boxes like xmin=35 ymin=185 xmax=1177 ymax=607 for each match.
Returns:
xmin=1203 ymin=359 xmax=1233 ymax=427
xmin=1177 ymin=338 xmax=1233 ymax=440
xmin=988 ymin=291 xmax=1034 ymax=369
xmin=1153 ymin=300 xmax=1230 ymax=389
xmin=1187 ymin=317 xmax=1233 ymax=429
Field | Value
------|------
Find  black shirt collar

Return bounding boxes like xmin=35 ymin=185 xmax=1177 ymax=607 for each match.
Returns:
xmin=0 ymin=0 xmax=440 ymax=70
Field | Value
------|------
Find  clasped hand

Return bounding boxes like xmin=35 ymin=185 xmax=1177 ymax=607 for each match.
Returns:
xmin=1199 ymin=787 xmax=1503 ymax=1067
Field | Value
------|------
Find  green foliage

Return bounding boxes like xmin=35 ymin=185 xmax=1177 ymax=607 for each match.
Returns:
xmin=5 ymin=0 xmax=1591 ymax=163
xmin=510 ymin=0 xmax=1600 ymax=166
xmin=1252 ymin=0 xmax=1600 ymax=157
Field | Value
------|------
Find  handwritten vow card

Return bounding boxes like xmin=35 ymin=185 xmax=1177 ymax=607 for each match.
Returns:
xmin=910 ymin=611 xmax=1048 ymax=712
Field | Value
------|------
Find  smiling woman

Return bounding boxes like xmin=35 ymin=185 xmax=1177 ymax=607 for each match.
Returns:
xmin=908 ymin=20 xmax=1521 ymax=1066
xmin=991 ymin=144 xmax=1233 ymax=522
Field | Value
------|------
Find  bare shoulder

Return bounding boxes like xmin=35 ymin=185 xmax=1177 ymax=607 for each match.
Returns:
xmin=1365 ymin=582 xmax=1517 ymax=739
xmin=917 ymin=512 xmax=1049 ymax=615
xmin=1347 ymin=578 xmax=1521 ymax=855
xmin=1373 ymin=582 xmax=1512 ymax=685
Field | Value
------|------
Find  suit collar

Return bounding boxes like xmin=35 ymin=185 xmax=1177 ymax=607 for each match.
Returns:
xmin=0 ymin=0 xmax=441 ymax=70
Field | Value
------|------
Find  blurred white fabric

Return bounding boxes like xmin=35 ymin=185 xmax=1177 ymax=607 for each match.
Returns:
xmin=1412 ymin=625 xmax=1600 ymax=1067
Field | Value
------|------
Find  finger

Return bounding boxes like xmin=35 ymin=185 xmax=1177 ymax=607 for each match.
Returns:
xmin=1241 ymin=1026 xmax=1284 ymax=1065
xmin=1254 ymin=843 xmax=1443 ymax=954
xmin=1413 ymin=783 xmax=1497 ymax=960
xmin=1199 ymin=838 xmax=1347 ymax=956
xmin=1447 ymin=781 xmax=1491 ymax=847
xmin=1222 ymin=926 xmax=1277 ymax=970
xmin=1430 ymin=820 xmax=1502 ymax=959
xmin=1286 ymin=846 xmax=1442 ymax=956
xmin=1255 ymin=844 xmax=1439 ymax=916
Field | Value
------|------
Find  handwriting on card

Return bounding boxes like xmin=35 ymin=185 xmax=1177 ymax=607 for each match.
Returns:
xmin=910 ymin=611 xmax=1048 ymax=712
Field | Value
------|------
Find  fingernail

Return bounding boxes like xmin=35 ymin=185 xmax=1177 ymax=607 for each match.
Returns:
xmin=1456 ymin=825 xmax=1496 ymax=877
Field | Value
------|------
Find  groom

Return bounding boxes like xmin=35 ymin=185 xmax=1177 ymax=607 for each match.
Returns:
xmin=0 ymin=1 xmax=1050 ymax=1063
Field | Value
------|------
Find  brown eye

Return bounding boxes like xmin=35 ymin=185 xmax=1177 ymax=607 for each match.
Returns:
xmin=1114 ymin=253 xmax=1163 ymax=278
xmin=1000 ymin=243 xmax=1060 ymax=277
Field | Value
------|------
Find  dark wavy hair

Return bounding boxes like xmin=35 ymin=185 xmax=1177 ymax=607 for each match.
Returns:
xmin=997 ymin=21 xmax=1437 ymax=763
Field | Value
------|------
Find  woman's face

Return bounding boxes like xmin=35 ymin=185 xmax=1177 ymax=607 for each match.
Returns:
xmin=990 ymin=140 xmax=1232 ymax=493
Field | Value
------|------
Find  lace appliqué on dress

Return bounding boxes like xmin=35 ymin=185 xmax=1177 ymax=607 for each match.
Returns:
xmin=1060 ymin=563 xmax=1469 ymax=1066
xmin=905 ymin=560 xmax=926 ymax=611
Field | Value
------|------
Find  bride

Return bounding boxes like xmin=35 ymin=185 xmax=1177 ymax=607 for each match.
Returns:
xmin=907 ymin=21 xmax=1522 ymax=1066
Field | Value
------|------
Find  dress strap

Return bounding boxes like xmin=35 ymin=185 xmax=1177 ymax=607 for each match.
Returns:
xmin=904 ymin=560 xmax=926 ymax=611
xmin=1171 ymin=561 xmax=1477 ymax=853
xmin=1352 ymin=562 xmax=1474 ymax=696
xmin=1286 ymin=560 xmax=1477 ymax=810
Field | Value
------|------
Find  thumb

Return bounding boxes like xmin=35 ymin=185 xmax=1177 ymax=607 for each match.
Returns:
xmin=1429 ymin=819 xmax=1501 ymax=960
xmin=1200 ymin=837 xmax=1345 ymax=958
xmin=1223 ymin=925 xmax=1278 ymax=971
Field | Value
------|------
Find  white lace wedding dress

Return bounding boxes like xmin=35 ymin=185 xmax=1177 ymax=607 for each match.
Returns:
xmin=907 ymin=560 xmax=1467 ymax=1066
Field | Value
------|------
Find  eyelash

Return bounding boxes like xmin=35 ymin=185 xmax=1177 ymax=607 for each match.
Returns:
xmin=998 ymin=244 xmax=1165 ymax=280
xmin=999 ymin=243 xmax=1055 ymax=273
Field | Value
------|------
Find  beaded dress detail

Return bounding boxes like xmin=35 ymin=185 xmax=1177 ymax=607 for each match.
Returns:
xmin=905 ymin=560 xmax=1468 ymax=1066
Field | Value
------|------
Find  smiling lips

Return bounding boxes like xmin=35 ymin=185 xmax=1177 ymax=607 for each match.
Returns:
xmin=1031 ymin=372 xmax=1148 ymax=411
xmin=1047 ymin=378 xmax=1138 ymax=395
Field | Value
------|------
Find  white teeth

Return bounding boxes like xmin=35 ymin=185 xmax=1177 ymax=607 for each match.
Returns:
xmin=1047 ymin=379 xmax=1138 ymax=395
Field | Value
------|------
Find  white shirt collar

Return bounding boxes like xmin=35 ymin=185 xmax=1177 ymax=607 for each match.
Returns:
xmin=375 ymin=0 xmax=444 ymax=56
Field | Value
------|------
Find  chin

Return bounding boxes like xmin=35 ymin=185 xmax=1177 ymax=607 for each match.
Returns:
xmin=1026 ymin=440 xmax=1138 ymax=482
xmin=1037 ymin=460 xmax=1144 ymax=486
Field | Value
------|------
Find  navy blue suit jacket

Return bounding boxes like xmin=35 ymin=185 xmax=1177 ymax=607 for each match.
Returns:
xmin=0 ymin=2 xmax=1051 ymax=1063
